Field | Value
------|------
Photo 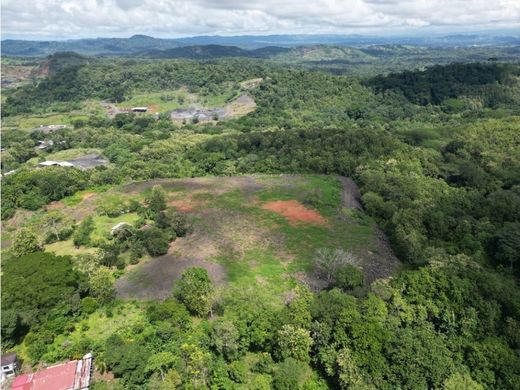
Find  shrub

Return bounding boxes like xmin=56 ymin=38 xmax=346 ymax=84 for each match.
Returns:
xmin=81 ymin=297 xmax=98 ymax=314
xmin=334 ymin=265 xmax=364 ymax=290
xmin=73 ymin=216 xmax=94 ymax=247
xmin=138 ymin=227 xmax=170 ymax=257
xmin=11 ymin=228 xmax=42 ymax=258
xmin=228 ymin=360 xmax=247 ymax=383
xmin=175 ymin=267 xmax=213 ymax=316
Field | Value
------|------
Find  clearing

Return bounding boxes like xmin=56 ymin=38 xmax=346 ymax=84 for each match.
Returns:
xmin=112 ymin=175 xmax=399 ymax=300
xmin=3 ymin=175 xmax=400 ymax=303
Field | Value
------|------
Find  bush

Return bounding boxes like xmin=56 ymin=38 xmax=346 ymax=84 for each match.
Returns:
xmin=98 ymin=242 xmax=121 ymax=267
xmin=11 ymin=228 xmax=42 ymax=258
xmin=253 ymin=353 xmax=274 ymax=374
xmin=334 ymin=265 xmax=364 ymax=290
xmin=73 ymin=216 xmax=94 ymax=247
xmin=272 ymin=358 xmax=308 ymax=390
xmin=81 ymin=297 xmax=98 ymax=314
xmin=138 ymin=227 xmax=170 ymax=257
xmin=176 ymin=267 xmax=213 ymax=316
xmin=228 ymin=360 xmax=247 ymax=383
xmin=155 ymin=209 xmax=191 ymax=237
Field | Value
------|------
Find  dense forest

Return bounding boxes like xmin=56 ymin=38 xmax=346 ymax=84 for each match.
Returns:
xmin=1 ymin=53 xmax=520 ymax=389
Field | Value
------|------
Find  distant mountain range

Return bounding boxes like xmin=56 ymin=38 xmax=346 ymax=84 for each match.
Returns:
xmin=3 ymin=32 xmax=520 ymax=57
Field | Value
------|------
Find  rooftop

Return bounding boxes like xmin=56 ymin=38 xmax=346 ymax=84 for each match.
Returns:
xmin=1 ymin=352 xmax=17 ymax=366
xmin=11 ymin=354 xmax=92 ymax=390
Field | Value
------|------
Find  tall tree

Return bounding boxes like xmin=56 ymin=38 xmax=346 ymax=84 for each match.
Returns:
xmin=175 ymin=267 xmax=213 ymax=316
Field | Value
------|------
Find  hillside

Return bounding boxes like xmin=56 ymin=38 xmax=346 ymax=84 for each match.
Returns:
xmin=2 ymin=31 xmax=520 ymax=56
xmin=1 ymin=58 xmax=520 ymax=389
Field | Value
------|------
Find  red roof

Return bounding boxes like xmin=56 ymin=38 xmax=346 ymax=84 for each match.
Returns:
xmin=11 ymin=355 xmax=92 ymax=390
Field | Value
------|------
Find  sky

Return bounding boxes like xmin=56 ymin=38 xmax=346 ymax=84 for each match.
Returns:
xmin=2 ymin=0 xmax=520 ymax=40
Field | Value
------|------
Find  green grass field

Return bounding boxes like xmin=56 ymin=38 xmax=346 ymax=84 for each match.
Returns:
xmin=90 ymin=213 xmax=140 ymax=242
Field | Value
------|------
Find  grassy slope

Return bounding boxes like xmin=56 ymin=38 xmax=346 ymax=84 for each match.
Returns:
xmin=112 ymin=175 xmax=376 ymax=304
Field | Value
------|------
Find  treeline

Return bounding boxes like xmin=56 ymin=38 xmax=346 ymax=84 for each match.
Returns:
xmin=366 ymin=62 xmax=520 ymax=106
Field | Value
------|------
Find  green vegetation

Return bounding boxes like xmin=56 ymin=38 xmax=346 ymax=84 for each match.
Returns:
xmin=1 ymin=54 xmax=520 ymax=389
xmin=1 ymin=252 xmax=86 ymax=352
xmin=175 ymin=268 xmax=214 ymax=316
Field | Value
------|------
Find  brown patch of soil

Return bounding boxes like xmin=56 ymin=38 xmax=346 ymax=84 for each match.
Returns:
xmin=148 ymin=104 xmax=160 ymax=114
xmin=262 ymin=200 xmax=327 ymax=226
xmin=81 ymin=192 xmax=96 ymax=201
xmin=338 ymin=176 xmax=363 ymax=211
xmin=45 ymin=201 xmax=65 ymax=210
xmin=115 ymin=255 xmax=226 ymax=301
xmin=337 ymin=175 xmax=400 ymax=283
xmin=167 ymin=193 xmax=209 ymax=212
xmin=92 ymin=370 xmax=115 ymax=382
xmin=225 ymin=94 xmax=256 ymax=118
xmin=168 ymin=199 xmax=195 ymax=212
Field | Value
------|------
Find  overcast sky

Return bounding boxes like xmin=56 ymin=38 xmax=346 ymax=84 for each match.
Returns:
xmin=2 ymin=0 xmax=520 ymax=40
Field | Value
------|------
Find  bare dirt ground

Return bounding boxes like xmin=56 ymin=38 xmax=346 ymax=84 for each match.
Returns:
xmin=115 ymin=255 xmax=227 ymax=300
xmin=225 ymin=94 xmax=256 ymax=118
xmin=115 ymin=207 xmax=276 ymax=300
xmin=337 ymin=176 xmax=400 ymax=283
xmin=121 ymin=176 xmax=263 ymax=197
xmin=1 ymin=65 xmax=35 ymax=89
xmin=240 ymin=78 xmax=263 ymax=89
xmin=262 ymin=200 xmax=327 ymax=226
xmin=338 ymin=176 xmax=363 ymax=211
xmin=100 ymin=101 xmax=128 ymax=118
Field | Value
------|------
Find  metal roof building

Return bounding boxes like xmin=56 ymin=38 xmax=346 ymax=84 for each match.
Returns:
xmin=11 ymin=353 xmax=93 ymax=390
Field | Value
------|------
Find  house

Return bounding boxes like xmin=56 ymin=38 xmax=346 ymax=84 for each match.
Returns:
xmin=11 ymin=353 xmax=93 ymax=390
xmin=36 ymin=140 xmax=54 ymax=150
xmin=38 ymin=160 xmax=74 ymax=168
xmin=66 ymin=154 xmax=108 ymax=170
xmin=2 ymin=169 xmax=18 ymax=177
xmin=37 ymin=155 xmax=108 ymax=171
xmin=1 ymin=352 xmax=18 ymax=380
xmin=111 ymin=222 xmax=131 ymax=236
xmin=34 ymin=125 xmax=68 ymax=134
xmin=132 ymin=107 xmax=148 ymax=113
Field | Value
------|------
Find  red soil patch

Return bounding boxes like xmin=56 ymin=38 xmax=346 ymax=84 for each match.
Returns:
xmin=168 ymin=199 xmax=194 ymax=212
xmin=262 ymin=200 xmax=326 ymax=226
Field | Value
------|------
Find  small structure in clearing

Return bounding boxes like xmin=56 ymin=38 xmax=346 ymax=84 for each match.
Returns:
xmin=32 ymin=124 xmax=67 ymax=134
xmin=38 ymin=154 xmax=108 ymax=170
xmin=111 ymin=222 xmax=131 ymax=236
xmin=38 ymin=160 xmax=74 ymax=168
xmin=170 ymin=107 xmax=226 ymax=122
xmin=11 ymin=353 xmax=93 ymax=390
xmin=1 ymin=352 xmax=18 ymax=382
xmin=36 ymin=140 xmax=54 ymax=150
xmin=132 ymin=107 xmax=148 ymax=112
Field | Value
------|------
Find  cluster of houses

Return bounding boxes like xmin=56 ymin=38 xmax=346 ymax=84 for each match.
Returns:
xmin=101 ymin=101 xmax=150 ymax=118
xmin=1 ymin=353 xmax=93 ymax=390
xmin=32 ymin=124 xmax=68 ymax=134
xmin=37 ymin=154 xmax=108 ymax=171
xmin=170 ymin=107 xmax=226 ymax=122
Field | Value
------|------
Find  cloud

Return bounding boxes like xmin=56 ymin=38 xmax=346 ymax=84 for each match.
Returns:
xmin=1 ymin=0 xmax=520 ymax=39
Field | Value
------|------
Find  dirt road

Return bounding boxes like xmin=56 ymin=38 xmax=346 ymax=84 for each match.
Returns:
xmin=338 ymin=176 xmax=400 ymax=283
